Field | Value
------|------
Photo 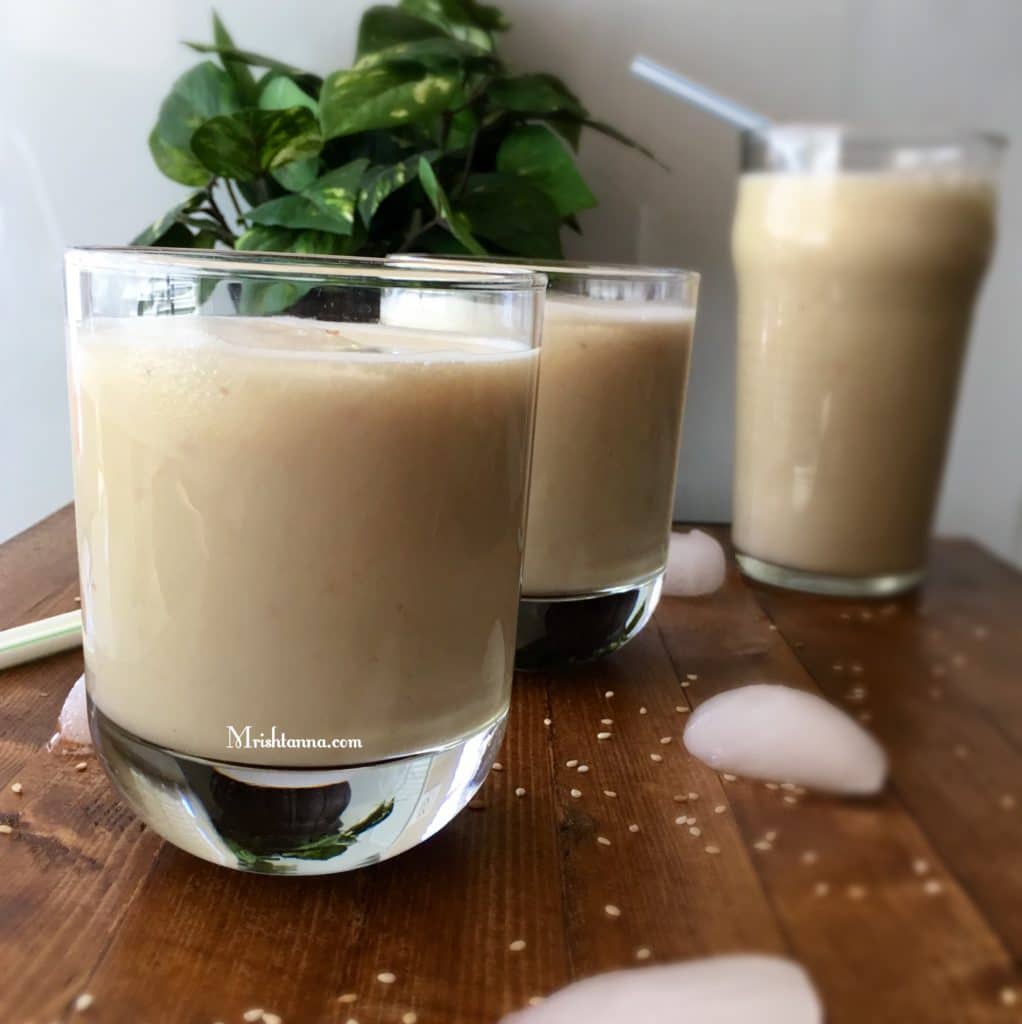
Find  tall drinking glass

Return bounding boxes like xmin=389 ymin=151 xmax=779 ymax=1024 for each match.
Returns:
xmin=732 ymin=126 xmax=1004 ymax=596
xmin=65 ymin=248 xmax=544 ymax=874
xmin=387 ymin=257 xmax=699 ymax=668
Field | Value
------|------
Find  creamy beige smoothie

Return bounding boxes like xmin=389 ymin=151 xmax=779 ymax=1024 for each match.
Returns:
xmin=70 ymin=315 xmax=538 ymax=767
xmin=522 ymin=297 xmax=695 ymax=595
xmin=732 ymin=171 xmax=996 ymax=579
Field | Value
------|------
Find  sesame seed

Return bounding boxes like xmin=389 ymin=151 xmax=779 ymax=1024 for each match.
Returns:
xmin=687 ymin=792 xmax=699 ymax=801
xmin=680 ymin=681 xmax=691 ymax=688
xmin=650 ymin=753 xmax=663 ymax=763
xmin=780 ymin=782 xmax=798 ymax=791
xmin=527 ymin=997 xmax=544 ymax=1007
xmin=492 ymin=762 xmax=504 ymax=771
xmin=704 ymin=844 xmax=720 ymax=854
xmin=262 ymin=1014 xmax=282 ymax=1024
xmin=845 ymin=687 xmax=867 ymax=703
xmin=628 ymin=824 xmax=640 ymax=833
xmin=659 ymin=736 xmax=672 ymax=745
xmin=403 ymin=1013 xmax=419 ymax=1024
xmin=514 ymin=787 xmax=527 ymax=797
xmin=338 ymin=995 xmax=358 ymax=1005
xmin=839 ymin=612 xmax=851 ymax=620
xmin=753 ymin=840 xmax=772 ymax=851
xmin=75 ymin=761 xmax=88 ymax=771
xmin=923 ymin=879 xmax=944 ymax=895
xmin=603 ymin=789 xmax=617 ymax=798
xmin=1000 ymin=793 xmax=1016 ymax=810
xmin=912 ymin=858 xmax=930 ymax=876
xmin=858 ymin=711 xmax=872 ymax=723
xmin=597 ymin=836 xmax=611 ymax=846
xmin=675 ymin=816 xmax=687 ymax=825
xmin=722 ymin=773 xmax=737 ymax=782
xmin=850 ymin=663 xmax=864 ymax=675
xmin=597 ymin=732 xmax=612 ymax=740
xmin=634 ymin=947 xmax=652 ymax=960
xmin=676 ymin=706 xmax=690 ymax=713
xmin=566 ymin=759 xmax=579 ymax=768
xmin=570 ymin=788 xmax=582 ymax=799
xmin=801 ymin=850 xmax=818 ymax=865
xmin=673 ymin=793 xmax=688 ymax=803
xmin=765 ymin=782 xmax=780 ymax=790
xmin=345 ymin=1019 xmax=359 ymax=1024
xmin=577 ymin=765 xmax=589 ymax=774
xmin=377 ymin=971 xmax=397 ymax=984
xmin=604 ymin=690 xmax=615 ymax=698
xmin=689 ymin=826 xmax=702 ymax=837
xmin=600 ymin=718 xmax=614 ymax=725
xmin=783 ymin=795 xmax=799 ymax=805
xmin=639 ymin=706 xmax=648 ymax=714
xmin=74 ymin=993 xmax=94 ymax=1012
xmin=686 ymin=673 xmax=698 ymax=681
xmin=604 ymin=904 xmax=621 ymax=917
xmin=768 ymin=623 xmax=778 ymax=631
xmin=543 ymin=718 xmax=551 ymax=726
xmin=1000 ymin=987 xmax=1018 ymax=1007
xmin=764 ymin=830 xmax=778 ymax=842
xmin=813 ymin=881 xmax=830 ymax=896
xmin=832 ymin=663 xmax=845 ymax=672
xmin=846 ymin=884 xmax=867 ymax=900
xmin=509 ymin=939 xmax=527 ymax=952
xmin=11 ymin=783 xmax=23 ymax=795
xmin=0 ymin=824 xmax=12 ymax=835
xmin=243 ymin=1010 xmax=263 ymax=1023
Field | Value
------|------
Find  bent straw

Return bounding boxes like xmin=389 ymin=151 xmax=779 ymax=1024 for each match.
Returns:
xmin=630 ymin=55 xmax=771 ymax=134
xmin=0 ymin=610 xmax=82 ymax=672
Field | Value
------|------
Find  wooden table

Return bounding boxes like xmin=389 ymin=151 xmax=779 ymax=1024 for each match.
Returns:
xmin=2 ymin=507 xmax=1020 ymax=1023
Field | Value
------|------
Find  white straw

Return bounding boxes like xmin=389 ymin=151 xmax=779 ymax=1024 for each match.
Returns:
xmin=0 ymin=610 xmax=82 ymax=672
xmin=630 ymin=55 xmax=771 ymax=134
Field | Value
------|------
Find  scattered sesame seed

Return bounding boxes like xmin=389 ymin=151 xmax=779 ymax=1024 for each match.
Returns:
xmin=650 ymin=753 xmax=663 ymax=763
xmin=577 ymin=765 xmax=590 ymax=774
xmin=509 ymin=939 xmax=527 ymax=952
xmin=689 ymin=826 xmax=702 ymax=837
xmin=338 ymin=995 xmax=358 ymax=1005
xmin=714 ymin=804 xmax=727 ymax=814
xmin=753 ymin=840 xmax=772 ymax=851
xmin=675 ymin=816 xmax=687 ymax=825
xmin=832 ymin=663 xmax=845 ymax=673
xmin=402 ymin=1013 xmax=419 ymax=1024
xmin=603 ymin=789 xmax=617 ymax=798
xmin=764 ymin=830 xmax=778 ymax=842
xmin=262 ymin=1013 xmax=282 ymax=1024
xmin=570 ymin=788 xmax=582 ymax=799
xmin=844 ymin=686 xmax=867 ymax=703
xmin=858 ymin=711 xmax=872 ymax=723
xmin=973 ymin=625 xmax=990 ymax=639
xmin=597 ymin=836 xmax=611 ymax=846
xmin=543 ymin=718 xmax=551 ymax=726
xmin=659 ymin=736 xmax=672 ymax=745
xmin=673 ymin=793 xmax=688 ymax=803
xmin=780 ymin=782 xmax=797 ymax=791
xmin=722 ymin=773 xmax=737 ymax=782
xmin=923 ymin=879 xmax=944 ymax=895
xmin=639 ymin=706 xmax=648 ymax=714
xmin=850 ymin=663 xmax=864 ymax=675
xmin=1000 ymin=793 xmax=1016 ymax=810
xmin=912 ymin=858 xmax=930 ymax=876
xmin=628 ymin=824 xmax=640 ymax=833
xmin=951 ymin=653 xmax=967 ymax=667
xmin=680 ymin=681 xmax=691 ymax=688
xmin=687 ymin=792 xmax=699 ymax=801
xmin=345 ymin=1019 xmax=359 ymax=1024
xmin=514 ymin=787 xmax=526 ymax=797
xmin=75 ymin=761 xmax=88 ymax=772
xmin=783 ymin=795 xmax=799 ymax=805
xmin=492 ymin=762 xmax=504 ymax=771
xmin=566 ymin=759 xmax=579 ymax=768
xmin=604 ymin=904 xmax=621 ymax=917
xmin=604 ymin=690 xmax=615 ymax=698
xmin=801 ymin=850 xmax=818 ymax=865
xmin=846 ymin=884 xmax=867 ymax=900
xmin=676 ymin=706 xmax=690 ymax=713
xmin=704 ymin=844 xmax=720 ymax=855
xmin=242 ymin=1010 xmax=262 ymax=1023
xmin=813 ymin=881 xmax=830 ymax=896
xmin=597 ymin=732 xmax=612 ymax=740
xmin=765 ymin=782 xmax=780 ymax=790
xmin=600 ymin=718 xmax=614 ymax=725
xmin=859 ymin=610 xmax=873 ymax=621
xmin=74 ymin=993 xmax=94 ymax=1012
xmin=999 ymin=987 xmax=1018 ymax=1007
xmin=635 ymin=947 xmax=652 ymax=961
xmin=11 ymin=783 xmax=23 ymax=795
xmin=839 ymin=612 xmax=851 ymax=620
xmin=527 ymin=997 xmax=544 ymax=1007
xmin=768 ymin=623 xmax=778 ymax=631
xmin=686 ymin=673 xmax=698 ymax=681
xmin=377 ymin=971 xmax=397 ymax=984
xmin=0 ymin=824 xmax=12 ymax=835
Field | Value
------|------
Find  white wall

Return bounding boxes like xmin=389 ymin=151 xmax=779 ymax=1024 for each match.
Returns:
xmin=2 ymin=0 xmax=1020 ymax=567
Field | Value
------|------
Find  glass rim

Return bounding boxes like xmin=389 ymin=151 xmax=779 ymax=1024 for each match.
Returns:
xmin=741 ymin=122 xmax=1008 ymax=151
xmin=392 ymin=252 xmax=699 ymax=286
xmin=65 ymin=246 xmax=549 ymax=294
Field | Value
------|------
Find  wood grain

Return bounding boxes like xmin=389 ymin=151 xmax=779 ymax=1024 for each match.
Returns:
xmin=0 ymin=510 xmax=1019 ymax=1023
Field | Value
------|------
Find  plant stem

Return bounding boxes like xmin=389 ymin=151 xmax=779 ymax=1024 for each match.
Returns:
xmin=224 ymin=179 xmax=245 ymax=221
xmin=204 ymin=185 xmax=237 ymax=245
xmin=395 ymin=211 xmax=440 ymax=254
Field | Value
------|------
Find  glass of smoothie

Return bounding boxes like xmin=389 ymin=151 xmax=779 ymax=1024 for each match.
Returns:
xmin=65 ymin=248 xmax=544 ymax=874
xmin=387 ymin=257 xmax=699 ymax=669
xmin=732 ymin=126 xmax=1004 ymax=596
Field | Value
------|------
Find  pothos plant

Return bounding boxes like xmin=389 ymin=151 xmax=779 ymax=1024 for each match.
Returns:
xmin=133 ymin=1 xmax=655 ymax=273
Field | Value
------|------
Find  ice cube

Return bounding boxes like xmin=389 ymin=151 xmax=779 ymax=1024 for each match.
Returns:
xmin=50 ymin=674 xmax=92 ymax=753
xmin=663 ymin=530 xmax=726 ymax=597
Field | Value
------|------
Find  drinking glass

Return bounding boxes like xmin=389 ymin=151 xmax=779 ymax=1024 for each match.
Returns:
xmin=65 ymin=247 xmax=544 ymax=874
xmin=732 ymin=126 xmax=1004 ymax=596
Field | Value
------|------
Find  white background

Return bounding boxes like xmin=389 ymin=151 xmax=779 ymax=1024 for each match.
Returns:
xmin=2 ymin=0 xmax=1020 ymax=566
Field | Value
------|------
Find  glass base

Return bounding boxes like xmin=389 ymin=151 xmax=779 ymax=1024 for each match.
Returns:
xmin=735 ymin=552 xmax=923 ymax=598
xmin=89 ymin=699 xmax=505 ymax=875
xmin=514 ymin=571 xmax=663 ymax=671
